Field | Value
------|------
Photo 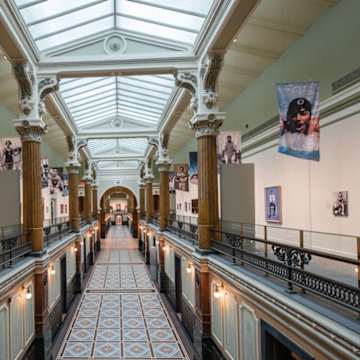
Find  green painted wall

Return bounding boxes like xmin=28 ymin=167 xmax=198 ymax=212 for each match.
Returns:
xmin=225 ymin=0 xmax=360 ymax=134
xmin=172 ymin=0 xmax=360 ymax=157
xmin=0 ymin=104 xmax=66 ymax=166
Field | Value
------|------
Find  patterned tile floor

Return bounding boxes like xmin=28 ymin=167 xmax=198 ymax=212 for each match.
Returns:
xmin=57 ymin=226 xmax=188 ymax=359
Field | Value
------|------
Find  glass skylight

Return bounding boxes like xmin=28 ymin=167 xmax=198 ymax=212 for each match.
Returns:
xmin=15 ymin=0 xmax=215 ymax=52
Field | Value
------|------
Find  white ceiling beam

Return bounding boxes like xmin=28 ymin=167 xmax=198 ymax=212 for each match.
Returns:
xmin=79 ymin=129 xmax=158 ymax=139
xmin=93 ymin=156 xmax=144 ymax=161
xmin=36 ymin=53 xmax=197 ymax=77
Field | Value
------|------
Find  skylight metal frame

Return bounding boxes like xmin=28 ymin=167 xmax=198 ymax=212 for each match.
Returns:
xmin=14 ymin=0 xmax=214 ymax=52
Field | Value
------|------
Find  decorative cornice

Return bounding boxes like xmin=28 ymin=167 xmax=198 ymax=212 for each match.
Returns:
xmin=15 ymin=121 xmax=46 ymax=142
xmin=38 ymin=76 xmax=59 ymax=100
xmin=189 ymin=112 xmax=225 ymax=138
xmin=12 ymin=62 xmax=34 ymax=116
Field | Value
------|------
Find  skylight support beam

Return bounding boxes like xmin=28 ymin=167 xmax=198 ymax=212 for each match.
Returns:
xmin=79 ymin=129 xmax=158 ymax=139
xmin=18 ymin=0 xmax=47 ymax=10
xmin=26 ymin=0 xmax=108 ymax=27
xmin=126 ymin=0 xmax=207 ymax=18
xmin=37 ymin=53 xmax=197 ymax=77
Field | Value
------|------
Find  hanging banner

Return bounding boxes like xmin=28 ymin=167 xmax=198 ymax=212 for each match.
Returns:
xmin=189 ymin=152 xmax=198 ymax=185
xmin=217 ymin=131 xmax=241 ymax=164
xmin=277 ymin=81 xmax=320 ymax=161
xmin=0 ymin=138 xmax=22 ymax=171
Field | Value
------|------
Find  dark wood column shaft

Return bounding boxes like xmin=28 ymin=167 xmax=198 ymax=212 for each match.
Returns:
xmin=159 ymin=167 xmax=170 ymax=230
xmin=84 ymin=180 xmax=92 ymax=223
xmin=68 ymin=167 xmax=80 ymax=232
xmin=139 ymin=185 xmax=145 ymax=217
xmin=197 ymin=134 xmax=219 ymax=249
xmin=145 ymin=181 xmax=153 ymax=221
xmin=16 ymin=126 xmax=46 ymax=253
xmin=92 ymin=185 xmax=98 ymax=218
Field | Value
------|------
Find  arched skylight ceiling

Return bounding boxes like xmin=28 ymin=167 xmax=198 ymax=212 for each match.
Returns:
xmin=87 ymin=138 xmax=148 ymax=157
xmin=60 ymin=75 xmax=174 ymax=131
xmin=15 ymin=0 xmax=215 ymax=52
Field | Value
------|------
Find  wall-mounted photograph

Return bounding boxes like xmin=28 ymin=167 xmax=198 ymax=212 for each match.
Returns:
xmin=169 ymin=171 xmax=176 ymax=193
xmin=265 ymin=186 xmax=282 ymax=223
xmin=217 ymin=131 xmax=241 ymax=165
xmin=0 ymin=137 xmax=22 ymax=171
xmin=174 ymin=164 xmax=189 ymax=192
xmin=189 ymin=152 xmax=198 ymax=185
xmin=332 ymin=191 xmax=348 ymax=217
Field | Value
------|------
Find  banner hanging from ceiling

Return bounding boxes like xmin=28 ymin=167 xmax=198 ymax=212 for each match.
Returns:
xmin=276 ymin=81 xmax=320 ymax=161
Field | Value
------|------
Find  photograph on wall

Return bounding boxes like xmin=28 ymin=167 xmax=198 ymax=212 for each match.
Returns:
xmin=48 ymin=167 xmax=65 ymax=195
xmin=62 ymin=173 xmax=69 ymax=197
xmin=277 ymin=81 xmax=320 ymax=161
xmin=0 ymin=137 xmax=22 ymax=171
xmin=41 ymin=158 xmax=49 ymax=188
xmin=189 ymin=152 xmax=198 ymax=185
xmin=265 ymin=186 xmax=282 ymax=223
xmin=217 ymin=131 xmax=241 ymax=165
xmin=169 ymin=171 xmax=176 ymax=193
xmin=332 ymin=191 xmax=348 ymax=217
xmin=174 ymin=164 xmax=189 ymax=192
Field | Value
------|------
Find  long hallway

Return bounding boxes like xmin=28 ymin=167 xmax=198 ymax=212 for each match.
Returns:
xmin=57 ymin=226 xmax=188 ymax=359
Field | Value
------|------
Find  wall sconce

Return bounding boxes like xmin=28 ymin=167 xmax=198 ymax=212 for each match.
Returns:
xmin=186 ymin=262 xmax=192 ymax=274
xmin=25 ymin=287 xmax=32 ymax=300
xmin=73 ymin=245 xmax=78 ymax=252
xmin=50 ymin=264 xmax=56 ymax=275
xmin=163 ymin=244 xmax=168 ymax=251
xmin=213 ymin=284 xmax=224 ymax=299
xmin=156 ymin=240 xmax=159 ymax=245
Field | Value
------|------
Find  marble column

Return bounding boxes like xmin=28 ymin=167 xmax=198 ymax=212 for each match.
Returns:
xmin=66 ymin=162 xmax=81 ymax=232
xmin=192 ymin=115 xmax=224 ymax=359
xmin=92 ymin=183 xmax=98 ymax=218
xmin=84 ymin=179 xmax=92 ymax=223
xmin=16 ymin=125 xmax=45 ymax=253
xmin=139 ymin=182 xmax=145 ymax=219
xmin=145 ymin=177 xmax=154 ymax=222
xmin=157 ymin=161 xmax=171 ymax=231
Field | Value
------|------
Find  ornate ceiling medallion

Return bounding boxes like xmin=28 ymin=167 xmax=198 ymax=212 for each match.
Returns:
xmin=103 ymin=34 xmax=127 ymax=55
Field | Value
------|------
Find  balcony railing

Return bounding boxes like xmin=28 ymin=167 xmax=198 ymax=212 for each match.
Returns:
xmin=149 ymin=214 xmax=159 ymax=226
xmin=0 ymin=224 xmax=30 ymax=268
xmin=43 ymin=217 xmax=71 ymax=246
xmin=211 ymin=228 xmax=360 ymax=313
xmin=166 ymin=216 xmax=198 ymax=246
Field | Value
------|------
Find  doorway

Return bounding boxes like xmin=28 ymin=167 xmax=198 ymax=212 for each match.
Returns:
xmin=60 ymin=255 xmax=67 ymax=315
xmin=175 ymin=255 xmax=182 ymax=315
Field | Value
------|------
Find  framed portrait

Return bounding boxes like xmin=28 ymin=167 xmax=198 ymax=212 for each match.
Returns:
xmin=189 ymin=152 xmax=198 ymax=185
xmin=333 ymin=191 xmax=348 ymax=217
xmin=0 ymin=137 xmax=22 ymax=171
xmin=174 ymin=164 xmax=189 ymax=192
xmin=264 ymin=186 xmax=282 ymax=223
xmin=216 ymin=131 xmax=241 ymax=165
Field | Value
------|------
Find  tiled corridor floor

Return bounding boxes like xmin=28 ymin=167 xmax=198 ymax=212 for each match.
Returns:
xmin=57 ymin=226 xmax=189 ymax=359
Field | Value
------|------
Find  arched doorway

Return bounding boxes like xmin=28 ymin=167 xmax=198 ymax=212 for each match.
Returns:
xmin=99 ymin=186 xmax=138 ymax=238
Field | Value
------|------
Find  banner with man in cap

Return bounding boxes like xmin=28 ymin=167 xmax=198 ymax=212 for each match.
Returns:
xmin=276 ymin=81 xmax=320 ymax=161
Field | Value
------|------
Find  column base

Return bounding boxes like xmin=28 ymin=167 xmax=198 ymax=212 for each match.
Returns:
xmin=75 ymin=272 xmax=83 ymax=293
xmin=194 ymin=247 xmax=213 ymax=255
xmin=30 ymin=249 xmax=47 ymax=257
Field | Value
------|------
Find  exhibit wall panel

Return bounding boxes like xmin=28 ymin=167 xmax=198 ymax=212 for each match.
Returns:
xmin=244 ymin=114 xmax=360 ymax=257
xmin=66 ymin=246 xmax=76 ymax=283
xmin=48 ymin=260 xmax=61 ymax=310
xmin=0 ymin=170 xmax=21 ymax=227
xmin=164 ymin=246 xmax=175 ymax=281
xmin=181 ymin=256 xmax=195 ymax=307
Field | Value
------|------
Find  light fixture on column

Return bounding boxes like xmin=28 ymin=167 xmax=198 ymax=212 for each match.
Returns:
xmin=73 ymin=245 xmax=78 ymax=252
xmin=213 ymin=284 xmax=224 ymax=299
xmin=186 ymin=262 xmax=192 ymax=273
xmin=163 ymin=244 xmax=168 ymax=251
xmin=50 ymin=264 xmax=56 ymax=275
xmin=25 ymin=286 xmax=32 ymax=300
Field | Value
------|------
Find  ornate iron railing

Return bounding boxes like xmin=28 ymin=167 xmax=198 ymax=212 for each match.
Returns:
xmin=44 ymin=219 xmax=71 ymax=246
xmin=0 ymin=225 xmax=30 ymax=268
xmin=166 ymin=217 xmax=198 ymax=246
xmin=211 ymin=229 xmax=360 ymax=312
xmin=149 ymin=215 xmax=159 ymax=226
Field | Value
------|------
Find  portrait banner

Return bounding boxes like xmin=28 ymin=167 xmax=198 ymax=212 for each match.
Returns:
xmin=217 ymin=131 xmax=241 ymax=165
xmin=0 ymin=138 xmax=22 ymax=171
xmin=174 ymin=164 xmax=189 ymax=192
xmin=277 ymin=81 xmax=320 ymax=161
